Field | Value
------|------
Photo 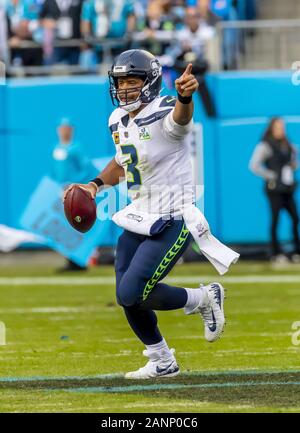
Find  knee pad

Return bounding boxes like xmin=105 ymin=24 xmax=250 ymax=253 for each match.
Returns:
xmin=116 ymin=276 xmax=142 ymax=308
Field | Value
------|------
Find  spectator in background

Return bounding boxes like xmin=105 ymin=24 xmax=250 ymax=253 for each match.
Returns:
xmin=133 ymin=0 xmax=148 ymax=32
xmin=186 ymin=0 xmax=220 ymax=25
xmin=187 ymin=0 xmax=239 ymax=69
xmin=145 ymin=0 xmax=183 ymax=32
xmin=39 ymin=0 xmax=84 ymax=65
xmin=161 ymin=6 xmax=216 ymax=116
xmin=202 ymin=0 xmax=240 ymax=69
xmin=106 ymin=0 xmax=135 ymax=39
xmin=80 ymin=0 xmax=135 ymax=68
xmin=197 ymin=0 xmax=220 ymax=26
xmin=51 ymin=118 xmax=97 ymax=271
xmin=250 ymin=118 xmax=300 ymax=264
xmin=138 ymin=0 xmax=184 ymax=56
xmin=6 ymin=0 xmax=43 ymax=67
xmin=51 ymin=117 xmax=96 ymax=186
xmin=81 ymin=0 xmax=136 ymax=40
xmin=243 ymin=0 xmax=257 ymax=21
xmin=175 ymin=6 xmax=215 ymax=63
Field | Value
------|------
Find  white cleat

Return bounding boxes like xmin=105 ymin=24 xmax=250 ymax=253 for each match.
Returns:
xmin=185 ymin=282 xmax=226 ymax=342
xmin=125 ymin=348 xmax=180 ymax=379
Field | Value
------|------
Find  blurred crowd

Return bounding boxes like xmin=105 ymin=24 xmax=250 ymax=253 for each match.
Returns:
xmin=0 ymin=0 xmax=257 ymax=72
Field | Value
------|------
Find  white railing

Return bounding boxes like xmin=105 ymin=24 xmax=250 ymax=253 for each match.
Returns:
xmin=4 ymin=19 xmax=300 ymax=76
xmin=4 ymin=37 xmax=130 ymax=76
xmin=2 ymin=31 xmax=219 ymax=76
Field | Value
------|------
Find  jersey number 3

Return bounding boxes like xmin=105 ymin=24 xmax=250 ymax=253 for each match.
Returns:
xmin=121 ymin=145 xmax=142 ymax=189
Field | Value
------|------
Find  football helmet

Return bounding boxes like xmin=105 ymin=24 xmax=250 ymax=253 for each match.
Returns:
xmin=108 ymin=49 xmax=162 ymax=112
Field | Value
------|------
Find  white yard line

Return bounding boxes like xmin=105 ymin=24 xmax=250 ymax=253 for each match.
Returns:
xmin=0 ymin=306 xmax=100 ymax=314
xmin=0 ymin=275 xmax=299 ymax=286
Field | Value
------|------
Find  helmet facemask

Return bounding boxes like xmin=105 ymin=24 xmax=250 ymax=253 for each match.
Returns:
xmin=109 ymin=74 xmax=151 ymax=113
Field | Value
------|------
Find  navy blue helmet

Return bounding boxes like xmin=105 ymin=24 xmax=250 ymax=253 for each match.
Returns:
xmin=108 ymin=49 xmax=162 ymax=111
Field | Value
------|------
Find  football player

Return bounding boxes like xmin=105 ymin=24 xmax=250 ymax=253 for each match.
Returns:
xmin=64 ymin=49 xmax=225 ymax=379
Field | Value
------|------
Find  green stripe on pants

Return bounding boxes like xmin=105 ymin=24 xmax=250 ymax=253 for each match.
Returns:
xmin=142 ymin=222 xmax=190 ymax=301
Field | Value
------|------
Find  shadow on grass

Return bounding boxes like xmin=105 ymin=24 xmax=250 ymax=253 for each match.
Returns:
xmin=0 ymin=371 xmax=300 ymax=408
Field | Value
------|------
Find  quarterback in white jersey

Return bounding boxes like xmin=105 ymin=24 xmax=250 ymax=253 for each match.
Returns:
xmin=64 ymin=50 xmax=226 ymax=379
xmin=109 ymin=93 xmax=195 ymax=215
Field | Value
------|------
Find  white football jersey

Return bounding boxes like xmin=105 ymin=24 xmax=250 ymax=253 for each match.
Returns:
xmin=109 ymin=95 xmax=194 ymax=215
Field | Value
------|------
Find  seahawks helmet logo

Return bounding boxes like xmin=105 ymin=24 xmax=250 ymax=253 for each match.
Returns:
xmin=150 ymin=59 xmax=162 ymax=77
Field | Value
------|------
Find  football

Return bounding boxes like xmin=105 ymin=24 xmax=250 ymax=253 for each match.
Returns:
xmin=64 ymin=186 xmax=97 ymax=233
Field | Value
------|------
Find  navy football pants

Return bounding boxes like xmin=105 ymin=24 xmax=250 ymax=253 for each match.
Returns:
xmin=115 ymin=219 xmax=191 ymax=345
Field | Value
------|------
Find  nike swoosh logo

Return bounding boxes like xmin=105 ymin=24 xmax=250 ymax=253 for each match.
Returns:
xmin=156 ymin=362 xmax=175 ymax=374
xmin=208 ymin=310 xmax=217 ymax=332
xmin=166 ymin=98 xmax=175 ymax=103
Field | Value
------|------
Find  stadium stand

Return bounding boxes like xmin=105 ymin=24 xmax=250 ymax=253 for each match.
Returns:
xmin=0 ymin=0 xmax=262 ymax=75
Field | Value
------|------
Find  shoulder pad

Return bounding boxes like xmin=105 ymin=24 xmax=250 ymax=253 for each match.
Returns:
xmin=108 ymin=108 xmax=122 ymax=126
xmin=109 ymin=107 xmax=127 ymax=133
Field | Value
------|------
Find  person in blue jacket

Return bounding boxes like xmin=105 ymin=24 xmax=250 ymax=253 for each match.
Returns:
xmin=52 ymin=117 xmax=97 ymax=271
xmin=52 ymin=117 xmax=96 ymax=184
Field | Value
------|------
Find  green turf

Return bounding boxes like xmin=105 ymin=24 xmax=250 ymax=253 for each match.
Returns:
xmin=0 ymin=262 xmax=299 ymax=412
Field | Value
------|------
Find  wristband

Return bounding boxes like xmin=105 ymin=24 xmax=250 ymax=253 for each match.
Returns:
xmin=177 ymin=93 xmax=192 ymax=104
xmin=89 ymin=177 xmax=104 ymax=191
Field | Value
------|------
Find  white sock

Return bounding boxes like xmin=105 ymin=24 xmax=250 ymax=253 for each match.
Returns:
xmin=145 ymin=338 xmax=172 ymax=359
xmin=184 ymin=286 xmax=208 ymax=311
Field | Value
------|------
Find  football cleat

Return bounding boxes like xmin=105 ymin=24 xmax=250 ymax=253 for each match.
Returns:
xmin=185 ymin=282 xmax=226 ymax=342
xmin=125 ymin=348 xmax=180 ymax=379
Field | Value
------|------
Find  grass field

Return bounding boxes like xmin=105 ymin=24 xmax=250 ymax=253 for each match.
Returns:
xmin=0 ymin=260 xmax=299 ymax=413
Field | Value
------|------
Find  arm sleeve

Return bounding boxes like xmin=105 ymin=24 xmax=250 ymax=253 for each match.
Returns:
xmin=162 ymin=109 xmax=193 ymax=140
xmin=249 ymin=142 xmax=276 ymax=180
